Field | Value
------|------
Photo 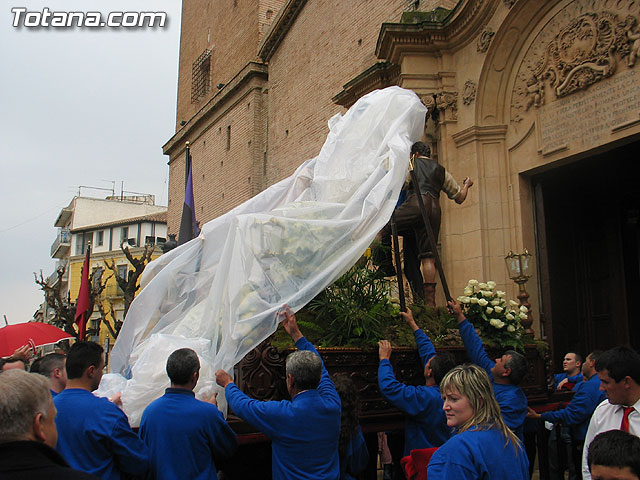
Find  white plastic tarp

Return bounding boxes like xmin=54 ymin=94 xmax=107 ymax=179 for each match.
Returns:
xmin=105 ymin=86 xmax=426 ymax=426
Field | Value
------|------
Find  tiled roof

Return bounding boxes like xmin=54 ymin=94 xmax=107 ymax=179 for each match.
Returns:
xmin=71 ymin=211 xmax=167 ymax=233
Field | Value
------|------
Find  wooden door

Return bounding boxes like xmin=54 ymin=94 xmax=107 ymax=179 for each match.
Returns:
xmin=533 ymin=151 xmax=632 ymax=364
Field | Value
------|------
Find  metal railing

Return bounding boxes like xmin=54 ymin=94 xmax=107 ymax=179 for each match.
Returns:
xmin=50 ymin=229 xmax=71 ymax=257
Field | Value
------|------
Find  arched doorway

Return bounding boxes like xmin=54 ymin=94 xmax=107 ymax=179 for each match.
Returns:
xmin=474 ymin=0 xmax=640 ymax=364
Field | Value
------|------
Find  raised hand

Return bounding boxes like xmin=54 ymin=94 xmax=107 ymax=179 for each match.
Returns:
xmin=447 ymin=299 xmax=466 ymax=324
xmin=202 ymin=391 xmax=218 ymax=406
xmin=12 ymin=344 xmax=34 ymax=361
xmin=378 ymin=340 xmax=392 ymax=361
xmin=215 ymin=369 xmax=234 ymax=388
xmin=399 ymin=310 xmax=419 ymax=332
xmin=279 ymin=305 xmax=302 ymax=342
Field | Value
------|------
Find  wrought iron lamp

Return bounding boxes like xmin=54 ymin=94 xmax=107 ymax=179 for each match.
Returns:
xmin=505 ymin=249 xmax=534 ymax=335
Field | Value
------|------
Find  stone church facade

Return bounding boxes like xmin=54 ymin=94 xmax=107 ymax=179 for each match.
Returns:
xmin=164 ymin=0 xmax=640 ymax=360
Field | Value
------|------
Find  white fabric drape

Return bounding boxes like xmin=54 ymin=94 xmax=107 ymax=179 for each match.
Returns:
xmin=103 ymin=86 xmax=426 ymax=426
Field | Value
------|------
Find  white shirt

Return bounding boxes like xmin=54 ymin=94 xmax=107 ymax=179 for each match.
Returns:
xmin=581 ymin=398 xmax=640 ymax=479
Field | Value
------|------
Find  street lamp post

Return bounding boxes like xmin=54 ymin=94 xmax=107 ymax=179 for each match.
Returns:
xmin=505 ymin=249 xmax=534 ymax=335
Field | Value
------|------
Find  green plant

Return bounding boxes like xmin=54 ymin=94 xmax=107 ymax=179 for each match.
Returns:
xmin=307 ymin=255 xmax=400 ymax=347
xmin=457 ymin=279 xmax=528 ymax=351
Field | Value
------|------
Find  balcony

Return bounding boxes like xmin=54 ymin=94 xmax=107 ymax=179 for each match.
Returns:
xmin=54 ymin=207 xmax=72 ymax=228
xmin=50 ymin=229 xmax=71 ymax=258
xmin=47 ymin=260 xmax=69 ymax=287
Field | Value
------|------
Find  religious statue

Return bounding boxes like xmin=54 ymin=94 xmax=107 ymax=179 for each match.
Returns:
xmin=375 ymin=142 xmax=473 ymax=307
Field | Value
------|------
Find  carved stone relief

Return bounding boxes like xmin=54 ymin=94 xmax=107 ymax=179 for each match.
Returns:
xmin=420 ymin=94 xmax=436 ymax=112
xmin=437 ymin=91 xmax=458 ymax=120
xmin=463 ymin=81 xmax=477 ymax=105
xmin=420 ymin=91 xmax=458 ymax=122
xmin=627 ymin=16 xmax=640 ymax=67
xmin=511 ymin=2 xmax=640 ymax=124
xmin=477 ymin=28 xmax=495 ymax=53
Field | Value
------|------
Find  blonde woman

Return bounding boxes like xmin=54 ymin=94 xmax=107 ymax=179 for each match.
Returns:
xmin=427 ymin=364 xmax=529 ymax=479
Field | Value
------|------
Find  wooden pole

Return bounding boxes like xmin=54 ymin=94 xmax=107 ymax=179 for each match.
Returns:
xmin=390 ymin=218 xmax=406 ymax=313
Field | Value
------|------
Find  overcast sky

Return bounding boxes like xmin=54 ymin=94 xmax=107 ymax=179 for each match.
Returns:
xmin=0 ymin=1 xmax=182 ymax=324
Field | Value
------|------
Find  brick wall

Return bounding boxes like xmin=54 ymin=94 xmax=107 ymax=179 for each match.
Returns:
xmin=175 ymin=0 xmax=283 ymax=128
xmin=258 ymin=0 xmax=285 ymax=43
xmin=265 ymin=0 xmax=409 ymax=185
xmin=167 ymin=84 xmax=267 ymax=233
xmin=167 ymin=150 xmax=185 ymax=237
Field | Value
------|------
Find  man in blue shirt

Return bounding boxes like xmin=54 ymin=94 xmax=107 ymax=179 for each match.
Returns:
xmin=554 ymin=352 xmax=584 ymax=390
xmin=216 ymin=307 xmax=341 ymax=480
xmin=547 ymin=350 xmax=585 ymax=479
xmin=377 ymin=309 xmax=455 ymax=455
xmin=39 ymin=353 xmax=67 ymax=398
xmin=140 ymin=348 xmax=237 ymax=479
xmin=54 ymin=341 xmax=148 ymax=480
xmin=449 ymin=299 xmax=528 ymax=439
xmin=529 ymin=351 xmax=606 ymax=480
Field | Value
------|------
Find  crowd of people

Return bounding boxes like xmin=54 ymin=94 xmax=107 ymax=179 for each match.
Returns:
xmin=1 ymin=302 xmax=639 ymax=480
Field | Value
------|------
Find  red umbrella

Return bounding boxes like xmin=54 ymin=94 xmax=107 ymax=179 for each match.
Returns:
xmin=0 ymin=322 xmax=74 ymax=357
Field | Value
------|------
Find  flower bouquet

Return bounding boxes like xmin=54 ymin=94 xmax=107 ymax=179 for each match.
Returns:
xmin=457 ymin=279 xmax=528 ymax=351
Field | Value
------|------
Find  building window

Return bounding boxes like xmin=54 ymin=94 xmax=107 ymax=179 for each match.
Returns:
xmin=117 ymin=265 xmax=128 ymax=292
xmin=92 ymin=267 xmax=104 ymax=288
xmin=76 ymin=232 xmax=92 ymax=255
xmin=75 ymin=235 xmax=84 ymax=255
xmin=120 ymin=227 xmax=129 ymax=245
xmin=96 ymin=230 xmax=104 ymax=246
xmin=191 ymin=49 xmax=212 ymax=104
xmin=145 ymin=236 xmax=155 ymax=246
xmin=226 ymin=125 xmax=231 ymax=150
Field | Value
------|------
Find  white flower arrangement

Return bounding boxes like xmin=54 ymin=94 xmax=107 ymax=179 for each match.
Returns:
xmin=457 ymin=279 xmax=526 ymax=350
